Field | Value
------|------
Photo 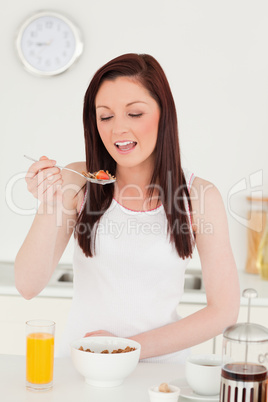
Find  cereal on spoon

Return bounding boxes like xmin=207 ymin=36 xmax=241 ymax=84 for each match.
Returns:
xmin=82 ymin=170 xmax=116 ymax=181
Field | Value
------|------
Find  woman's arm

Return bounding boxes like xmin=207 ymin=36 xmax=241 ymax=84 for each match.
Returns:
xmin=128 ymin=177 xmax=240 ymax=359
xmin=14 ymin=157 xmax=86 ymax=299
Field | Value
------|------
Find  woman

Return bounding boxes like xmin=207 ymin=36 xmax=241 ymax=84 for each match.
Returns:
xmin=15 ymin=53 xmax=240 ymax=362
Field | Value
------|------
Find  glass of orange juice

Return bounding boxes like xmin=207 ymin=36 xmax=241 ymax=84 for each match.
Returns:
xmin=26 ymin=320 xmax=55 ymax=391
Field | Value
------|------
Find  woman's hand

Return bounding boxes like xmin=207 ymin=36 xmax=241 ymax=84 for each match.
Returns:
xmin=84 ymin=330 xmax=117 ymax=338
xmin=25 ymin=156 xmax=63 ymax=206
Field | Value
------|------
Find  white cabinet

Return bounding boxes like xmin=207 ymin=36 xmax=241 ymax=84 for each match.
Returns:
xmin=0 ymin=295 xmax=72 ymax=356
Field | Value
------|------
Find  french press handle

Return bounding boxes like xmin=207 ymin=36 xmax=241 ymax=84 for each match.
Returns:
xmin=242 ymin=288 xmax=258 ymax=324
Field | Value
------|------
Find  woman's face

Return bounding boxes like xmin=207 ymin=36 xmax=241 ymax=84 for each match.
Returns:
xmin=95 ymin=77 xmax=160 ymax=171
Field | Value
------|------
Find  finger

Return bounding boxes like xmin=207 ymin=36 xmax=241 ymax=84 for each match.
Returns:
xmin=26 ymin=167 xmax=61 ymax=189
xmin=84 ymin=331 xmax=100 ymax=338
xmin=27 ymin=166 xmax=60 ymax=180
xmin=43 ymin=179 xmax=63 ymax=201
xmin=37 ymin=168 xmax=61 ymax=185
xmin=28 ymin=170 xmax=61 ymax=195
xmin=84 ymin=330 xmax=109 ymax=338
xmin=27 ymin=158 xmax=57 ymax=178
xmin=42 ymin=173 xmax=63 ymax=189
xmin=37 ymin=176 xmax=63 ymax=201
xmin=37 ymin=173 xmax=62 ymax=195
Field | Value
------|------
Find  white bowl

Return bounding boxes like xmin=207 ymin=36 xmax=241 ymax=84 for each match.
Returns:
xmin=148 ymin=384 xmax=181 ymax=402
xmin=185 ymin=354 xmax=222 ymax=396
xmin=70 ymin=336 xmax=141 ymax=387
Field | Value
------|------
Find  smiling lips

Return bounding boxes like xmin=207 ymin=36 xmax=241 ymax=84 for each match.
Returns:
xmin=114 ymin=140 xmax=137 ymax=153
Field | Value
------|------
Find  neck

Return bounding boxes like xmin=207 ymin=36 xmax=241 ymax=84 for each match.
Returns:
xmin=115 ymin=165 xmax=153 ymax=190
xmin=114 ymin=161 xmax=161 ymax=211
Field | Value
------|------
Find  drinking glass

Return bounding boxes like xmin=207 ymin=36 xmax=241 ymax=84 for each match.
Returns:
xmin=26 ymin=319 xmax=55 ymax=391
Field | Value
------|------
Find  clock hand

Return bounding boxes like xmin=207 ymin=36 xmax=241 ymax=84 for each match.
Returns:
xmin=36 ymin=39 xmax=53 ymax=46
xmin=37 ymin=39 xmax=53 ymax=57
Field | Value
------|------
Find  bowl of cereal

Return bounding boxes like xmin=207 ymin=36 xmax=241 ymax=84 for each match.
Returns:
xmin=70 ymin=336 xmax=141 ymax=387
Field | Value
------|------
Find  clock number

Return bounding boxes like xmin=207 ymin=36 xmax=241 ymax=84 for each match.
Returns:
xmin=30 ymin=31 xmax=37 ymax=38
xmin=45 ymin=21 xmax=53 ymax=29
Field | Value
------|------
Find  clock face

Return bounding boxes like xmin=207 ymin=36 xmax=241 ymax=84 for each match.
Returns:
xmin=16 ymin=12 xmax=83 ymax=76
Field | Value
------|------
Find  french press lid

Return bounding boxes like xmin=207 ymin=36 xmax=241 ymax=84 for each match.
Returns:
xmin=224 ymin=322 xmax=268 ymax=342
xmin=223 ymin=289 xmax=268 ymax=343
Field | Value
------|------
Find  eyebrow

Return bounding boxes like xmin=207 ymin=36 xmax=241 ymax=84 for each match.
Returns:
xmin=96 ymin=101 xmax=148 ymax=109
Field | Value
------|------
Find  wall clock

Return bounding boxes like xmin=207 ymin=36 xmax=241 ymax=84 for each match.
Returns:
xmin=16 ymin=11 xmax=83 ymax=76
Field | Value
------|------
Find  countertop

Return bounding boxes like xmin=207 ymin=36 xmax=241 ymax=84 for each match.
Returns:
xmin=1 ymin=261 xmax=268 ymax=306
xmin=1 ymin=355 xmax=215 ymax=402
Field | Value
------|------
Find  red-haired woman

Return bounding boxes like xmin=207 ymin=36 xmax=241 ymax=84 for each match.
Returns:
xmin=15 ymin=54 xmax=240 ymax=362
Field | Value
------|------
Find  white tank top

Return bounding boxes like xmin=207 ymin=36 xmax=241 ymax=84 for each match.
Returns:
xmin=59 ymin=168 xmax=195 ymax=363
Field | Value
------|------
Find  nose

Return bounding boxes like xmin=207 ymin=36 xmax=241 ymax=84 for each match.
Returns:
xmin=112 ymin=116 xmax=129 ymax=136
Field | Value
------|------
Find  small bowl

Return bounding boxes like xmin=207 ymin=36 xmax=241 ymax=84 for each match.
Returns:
xmin=70 ymin=336 xmax=141 ymax=387
xmin=148 ymin=384 xmax=181 ymax=402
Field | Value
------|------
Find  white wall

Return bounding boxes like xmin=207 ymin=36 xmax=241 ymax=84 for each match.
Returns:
xmin=1 ymin=0 xmax=268 ymax=270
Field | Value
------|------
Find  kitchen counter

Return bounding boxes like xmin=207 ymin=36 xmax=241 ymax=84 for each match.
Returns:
xmin=1 ymin=261 xmax=268 ymax=306
xmin=1 ymin=355 xmax=213 ymax=402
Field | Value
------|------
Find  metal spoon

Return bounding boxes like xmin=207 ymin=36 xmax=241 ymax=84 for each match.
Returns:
xmin=24 ymin=155 xmax=116 ymax=185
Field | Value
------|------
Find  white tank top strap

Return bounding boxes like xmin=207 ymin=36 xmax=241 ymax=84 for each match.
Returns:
xmin=182 ymin=167 xmax=195 ymax=230
xmin=183 ymin=167 xmax=195 ymax=193
xmin=78 ymin=188 xmax=88 ymax=216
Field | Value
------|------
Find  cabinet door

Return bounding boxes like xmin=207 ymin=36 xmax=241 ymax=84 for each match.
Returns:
xmin=0 ymin=295 xmax=72 ymax=356
xmin=177 ymin=303 xmax=214 ymax=355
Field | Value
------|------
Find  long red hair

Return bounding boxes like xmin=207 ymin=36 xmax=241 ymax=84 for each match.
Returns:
xmin=75 ymin=53 xmax=194 ymax=258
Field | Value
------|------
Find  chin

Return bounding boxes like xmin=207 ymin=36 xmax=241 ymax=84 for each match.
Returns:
xmin=107 ymin=148 xmax=154 ymax=170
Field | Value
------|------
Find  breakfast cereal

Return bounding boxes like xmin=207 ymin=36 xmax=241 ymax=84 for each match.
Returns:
xmin=78 ymin=345 xmax=136 ymax=354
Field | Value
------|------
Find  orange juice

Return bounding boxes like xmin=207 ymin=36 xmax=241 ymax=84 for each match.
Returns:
xmin=26 ymin=332 xmax=54 ymax=384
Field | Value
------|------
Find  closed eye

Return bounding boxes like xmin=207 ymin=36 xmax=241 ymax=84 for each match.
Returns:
xmin=100 ymin=116 xmax=113 ymax=121
xmin=129 ymin=113 xmax=143 ymax=118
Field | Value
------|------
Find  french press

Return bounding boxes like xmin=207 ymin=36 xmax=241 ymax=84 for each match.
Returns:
xmin=220 ymin=289 xmax=268 ymax=402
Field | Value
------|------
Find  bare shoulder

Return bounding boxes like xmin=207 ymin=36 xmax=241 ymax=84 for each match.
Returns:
xmin=190 ymin=176 xmax=223 ymax=208
xmin=61 ymin=161 xmax=86 ymax=185
xmin=61 ymin=161 xmax=87 ymax=212
xmin=189 ymin=176 xmax=226 ymax=234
